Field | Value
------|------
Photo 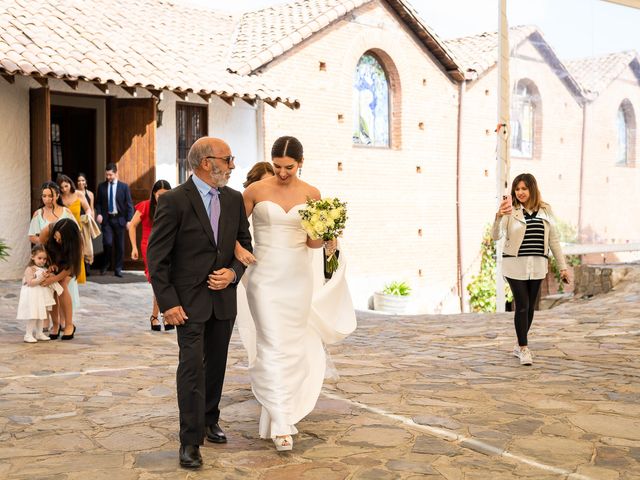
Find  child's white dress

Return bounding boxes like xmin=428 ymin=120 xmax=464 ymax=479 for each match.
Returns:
xmin=16 ymin=267 xmax=63 ymax=320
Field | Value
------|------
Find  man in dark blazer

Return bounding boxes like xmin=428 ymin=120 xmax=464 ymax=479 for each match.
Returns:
xmin=95 ymin=162 xmax=134 ymax=277
xmin=147 ymin=137 xmax=252 ymax=469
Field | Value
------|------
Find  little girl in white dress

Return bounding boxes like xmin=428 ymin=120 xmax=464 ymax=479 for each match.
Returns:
xmin=17 ymin=245 xmax=63 ymax=343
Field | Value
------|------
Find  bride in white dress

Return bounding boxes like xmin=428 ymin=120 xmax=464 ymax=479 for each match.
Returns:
xmin=237 ymin=136 xmax=356 ymax=451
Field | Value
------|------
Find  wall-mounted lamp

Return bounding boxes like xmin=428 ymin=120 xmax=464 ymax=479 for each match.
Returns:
xmin=156 ymin=104 xmax=164 ymax=127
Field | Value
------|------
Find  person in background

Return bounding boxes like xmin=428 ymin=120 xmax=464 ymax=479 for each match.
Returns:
xmin=16 ymin=245 xmax=60 ymax=343
xmin=28 ymin=182 xmax=76 ymax=332
xmin=234 ymin=162 xmax=275 ymax=265
xmin=129 ymin=179 xmax=172 ymax=331
xmin=492 ymin=173 xmax=568 ymax=366
xmin=95 ymin=163 xmax=134 ymax=277
xmin=243 ymin=161 xmax=275 ymax=189
xmin=77 ymin=173 xmax=97 ymax=275
xmin=57 ymin=174 xmax=92 ymax=284
xmin=40 ymin=218 xmax=83 ymax=340
xmin=76 ymin=173 xmax=95 ymax=216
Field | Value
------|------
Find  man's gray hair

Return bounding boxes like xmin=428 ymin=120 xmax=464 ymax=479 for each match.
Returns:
xmin=187 ymin=139 xmax=211 ymax=171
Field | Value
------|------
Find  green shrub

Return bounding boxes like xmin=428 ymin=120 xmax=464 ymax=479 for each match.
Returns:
xmin=0 ymin=238 xmax=9 ymax=262
xmin=382 ymin=281 xmax=411 ymax=296
xmin=549 ymin=217 xmax=581 ymax=293
xmin=467 ymin=225 xmax=512 ymax=312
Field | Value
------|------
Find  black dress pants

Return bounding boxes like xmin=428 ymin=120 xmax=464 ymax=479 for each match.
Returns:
xmin=176 ymin=317 xmax=234 ymax=445
xmin=102 ymin=216 xmax=125 ymax=272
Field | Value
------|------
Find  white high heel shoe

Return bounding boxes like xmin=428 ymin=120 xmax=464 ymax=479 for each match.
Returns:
xmin=273 ymin=435 xmax=293 ymax=451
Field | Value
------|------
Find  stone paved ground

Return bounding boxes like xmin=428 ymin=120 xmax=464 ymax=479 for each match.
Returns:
xmin=1 ymin=266 xmax=639 ymax=480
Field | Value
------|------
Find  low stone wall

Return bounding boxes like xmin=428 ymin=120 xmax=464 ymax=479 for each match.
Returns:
xmin=573 ymin=264 xmax=631 ymax=297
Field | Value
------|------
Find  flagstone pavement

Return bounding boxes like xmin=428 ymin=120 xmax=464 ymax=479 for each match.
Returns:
xmin=1 ymin=265 xmax=639 ymax=480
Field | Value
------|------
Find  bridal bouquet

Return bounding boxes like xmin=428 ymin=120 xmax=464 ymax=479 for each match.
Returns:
xmin=299 ymin=197 xmax=347 ymax=274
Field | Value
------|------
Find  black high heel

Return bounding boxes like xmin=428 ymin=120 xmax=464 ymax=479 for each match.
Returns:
xmin=163 ymin=315 xmax=174 ymax=331
xmin=150 ymin=315 xmax=161 ymax=332
xmin=49 ymin=325 xmax=61 ymax=340
xmin=61 ymin=325 xmax=76 ymax=340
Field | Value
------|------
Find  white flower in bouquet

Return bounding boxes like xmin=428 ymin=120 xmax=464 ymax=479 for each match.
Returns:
xmin=298 ymin=197 xmax=348 ymax=273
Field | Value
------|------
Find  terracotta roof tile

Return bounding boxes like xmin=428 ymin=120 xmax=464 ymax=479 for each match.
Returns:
xmin=444 ymin=25 xmax=584 ymax=98
xmin=443 ymin=25 xmax=538 ymax=75
xmin=229 ymin=0 xmax=462 ymax=79
xmin=0 ymin=0 xmax=299 ymax=107
xmin=565 ymin=51 xmax=640 ymax=95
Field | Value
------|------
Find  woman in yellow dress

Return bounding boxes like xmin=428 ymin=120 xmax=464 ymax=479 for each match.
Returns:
xmin=57 ymin=174 xmax=92 ymax=284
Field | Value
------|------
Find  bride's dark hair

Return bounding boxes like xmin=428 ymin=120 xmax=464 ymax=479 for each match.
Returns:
xmin=271 ymin=136 xmax=303 ymax=162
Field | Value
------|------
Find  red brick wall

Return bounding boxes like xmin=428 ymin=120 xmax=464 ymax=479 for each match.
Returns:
xmin=259 ymin=1 xmax=460 ymax=312
xmin=581 ymin=66 xmax=640 ymax=245
xmin=253 ymin=4 xmax=640 ymax=312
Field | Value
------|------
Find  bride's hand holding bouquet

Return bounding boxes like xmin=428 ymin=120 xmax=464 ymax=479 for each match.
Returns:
xmin=298 ymin=197 xmax=347 ymax=274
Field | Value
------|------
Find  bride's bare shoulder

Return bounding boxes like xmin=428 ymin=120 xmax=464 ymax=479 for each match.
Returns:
xmin=299 ymin=180 xmax=320 ymax=201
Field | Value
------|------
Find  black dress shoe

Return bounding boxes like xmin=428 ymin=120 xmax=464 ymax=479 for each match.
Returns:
xmin=100 ymin=267 xmax=107 ymax=276
xmin=179 ymin=444 xmax=202 ymax=469
xmin=114 ymin=270 xmax=123 ymax=278
xmin=205 ymin=423 xmax=227 ymax=444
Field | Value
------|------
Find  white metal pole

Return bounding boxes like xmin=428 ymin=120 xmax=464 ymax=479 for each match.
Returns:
xmin=495 ymin=0 xmax=510 ymax=312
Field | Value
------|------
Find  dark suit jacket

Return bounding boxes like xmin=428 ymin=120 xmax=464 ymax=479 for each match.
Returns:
xmin=95 ymin=180 xmax=135 ymax=227
xmin=146 ymin=176 xmax=252 ymax=322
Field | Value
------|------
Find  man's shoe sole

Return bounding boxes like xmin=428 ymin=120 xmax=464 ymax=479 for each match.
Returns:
xmin=206 ymin=436 xmax=227 ymax=444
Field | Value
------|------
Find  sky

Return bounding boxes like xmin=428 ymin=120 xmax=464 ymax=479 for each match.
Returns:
xmin=177 ymin=0 xmax=640 ymax=60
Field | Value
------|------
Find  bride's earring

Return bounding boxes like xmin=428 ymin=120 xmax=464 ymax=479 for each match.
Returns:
xmin=298 ymin=167 xmax=302 ymax=177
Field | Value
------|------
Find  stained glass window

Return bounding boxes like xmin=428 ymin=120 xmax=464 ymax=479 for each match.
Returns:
xmin=616 ymin=100 xmax=634 ymax=166
xmin=353 ymin=53 xmax=390 ymax=147
xmin=510 ymin=81 xmax=536 ymax=158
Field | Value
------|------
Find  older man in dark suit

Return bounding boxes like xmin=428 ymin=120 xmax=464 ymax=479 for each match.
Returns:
xmin=147 ymin=137 xmax=252 ymax=469
xmin=95 ymin=162 xmax=134 ymax=277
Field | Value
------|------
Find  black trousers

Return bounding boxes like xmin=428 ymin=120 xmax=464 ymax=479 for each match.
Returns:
xmin=505 ymin=277 xmax=542 ymax=347
xmin=176 ymin=317 xmax=234 ymax=445
xmin=102 ymin=216 xmax=125 ymax=272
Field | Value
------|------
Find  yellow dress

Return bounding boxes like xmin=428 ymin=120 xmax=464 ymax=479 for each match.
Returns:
xmin=67 ymin=198 xmax=86 ymax=284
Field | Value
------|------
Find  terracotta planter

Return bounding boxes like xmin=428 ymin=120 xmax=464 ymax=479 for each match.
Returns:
xmin=373 ymin=292 xmax=410 ymax=314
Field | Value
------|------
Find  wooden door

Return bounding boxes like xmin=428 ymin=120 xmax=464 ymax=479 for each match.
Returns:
xmin=108 ymin=98 xmax=156 ymax=269
xmin=29 ymin=87 xmax=51 ymax=213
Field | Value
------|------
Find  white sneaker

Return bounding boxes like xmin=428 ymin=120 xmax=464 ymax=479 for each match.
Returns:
xmin=35 ymin=332 xmax=50 ymax=341
xmin=519 ymin=348 xmax=533 ymax=366
xmin=23 ymin=335 xmax=37 ymax=343
xmin=512 ymin=346 xmax=521 ymax=358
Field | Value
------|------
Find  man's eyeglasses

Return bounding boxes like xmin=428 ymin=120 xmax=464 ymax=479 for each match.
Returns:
xmin=204 ymin=155 xmax=235 ymax=165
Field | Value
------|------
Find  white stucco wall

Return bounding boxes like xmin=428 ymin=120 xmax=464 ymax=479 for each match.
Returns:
xmin=155 ymin=93 xmax=261 ymax=189
xmin=155 ymin=92 xmax=179 ymax=186
xmin=211 ymin=98 xmax=262 ymax=192
xmin=0 ymin=76 xmax=31 ymax=279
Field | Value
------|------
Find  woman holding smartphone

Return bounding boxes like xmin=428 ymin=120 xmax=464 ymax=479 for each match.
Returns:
xmin=492 ymin=173 xmax=568 ymax=366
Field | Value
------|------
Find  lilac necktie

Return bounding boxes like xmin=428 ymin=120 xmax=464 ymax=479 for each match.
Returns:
xmin=209 ymin=187 xmax=220 ymax=242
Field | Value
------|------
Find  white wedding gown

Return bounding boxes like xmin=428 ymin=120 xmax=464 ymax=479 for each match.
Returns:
xmin=237 ymin=200 xmax=356 ymax=439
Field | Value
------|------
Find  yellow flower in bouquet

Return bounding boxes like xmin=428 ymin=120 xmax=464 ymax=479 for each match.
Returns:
xmin=298 ymin=197 xmax=348 ymax=273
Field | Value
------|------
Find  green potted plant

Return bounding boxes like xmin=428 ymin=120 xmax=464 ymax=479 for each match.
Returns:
xmin=373 ymin=280 xmax=412 ymax=313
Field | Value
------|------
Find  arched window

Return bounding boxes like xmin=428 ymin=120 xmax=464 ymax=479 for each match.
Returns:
xmin=510 ymin=80 xmax=540 ymax=159
xmin=353 ymin=53 xmax=390 ymax=147
xmin=616 ymin=99 xmax=636 ymax=166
